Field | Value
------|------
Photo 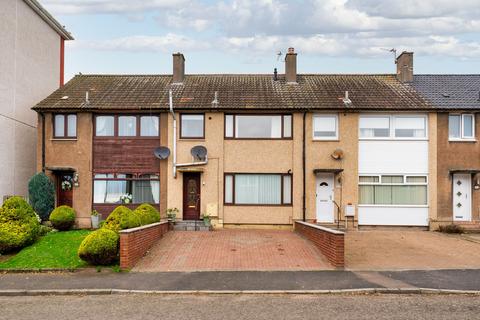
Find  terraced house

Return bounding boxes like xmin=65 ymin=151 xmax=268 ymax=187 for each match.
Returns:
xmin=32 ymin=49 xmax=479 ymax=231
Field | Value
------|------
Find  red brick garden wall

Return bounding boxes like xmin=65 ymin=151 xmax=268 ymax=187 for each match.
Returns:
xmin=294 ymin=221 xmax=345 ymax=268
xmin=119 ymin=221 xmax=169 ymax=270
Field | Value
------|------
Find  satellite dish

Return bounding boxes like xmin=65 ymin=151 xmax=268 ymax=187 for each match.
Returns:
xmin=191 ymin=145 xmax=208 ymax=161
xmin=154 ymin=147 xmax=171 ymax=160
xmin=331 ymin=149 xmax=344 ymax=160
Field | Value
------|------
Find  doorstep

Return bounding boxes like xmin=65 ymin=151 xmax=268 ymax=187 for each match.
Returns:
xmin=173 ymin=220 xmax=212 ymax=231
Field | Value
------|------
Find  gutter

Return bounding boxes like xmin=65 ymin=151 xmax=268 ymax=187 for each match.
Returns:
xmin=23 ymin=0 xmax=74 ymax=40
xmin=302 ymin=111 xmax=307 ymax=222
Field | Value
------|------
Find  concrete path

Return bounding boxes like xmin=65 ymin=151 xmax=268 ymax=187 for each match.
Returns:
xmin=1 ymin=269 xmax=480 ymax=292
xmin=346 ymin=231 xmax=480 ymax=270
xmin=134 ymin=230 xmax=333 ymax=272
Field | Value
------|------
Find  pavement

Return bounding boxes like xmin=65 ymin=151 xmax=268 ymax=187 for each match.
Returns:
xmin=2 ymin=269 xmax=480 ymax=293
xmin=134 ymin=230 xmax=333 ymax=272
xmin=1 ymin=294 xmax=479 ymax=320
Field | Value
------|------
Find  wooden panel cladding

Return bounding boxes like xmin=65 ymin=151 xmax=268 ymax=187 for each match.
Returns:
xmin=93 ymin=138 xmax=160 ymax=173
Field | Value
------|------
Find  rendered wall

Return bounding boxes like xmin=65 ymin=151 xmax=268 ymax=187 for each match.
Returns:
xmin=0 ymin=0 xmax=61 ymax=203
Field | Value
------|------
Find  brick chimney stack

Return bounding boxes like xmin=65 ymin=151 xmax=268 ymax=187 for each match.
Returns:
xmin=285 ymin=47 xmax=297 ymax=84
xmin=172 ymin=53 xmax=185 ymax=84
xmin=396 ymin=51 xmax=413 ymax=83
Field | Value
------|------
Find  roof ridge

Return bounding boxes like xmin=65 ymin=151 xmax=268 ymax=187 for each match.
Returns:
xmin=73 ymin=73 xmax=397 ymax=77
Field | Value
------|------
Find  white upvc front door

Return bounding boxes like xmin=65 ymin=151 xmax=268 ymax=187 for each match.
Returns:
xmin=453 ymin=173 xmax=472 ymax=221
xmin=316 ymin=173 xmax=335 ymax=223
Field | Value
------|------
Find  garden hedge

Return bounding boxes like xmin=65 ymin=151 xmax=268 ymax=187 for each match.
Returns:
xmin=78 ymin=228 xmax=119 ymax=265
xmin=0 ymin=196 xmax=40 ymax=253
xmin=50 ymin=205 xmax=76 ymax=231
xmin=102 ymin=206 xmax=141 ymax=232
xmin=134 ymin=204 xmax=160 ymax=226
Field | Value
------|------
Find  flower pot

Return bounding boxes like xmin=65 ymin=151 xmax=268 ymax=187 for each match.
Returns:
xmin=91 ymin=215 xmax=100 ymax=229
xmin=203 ymin=218 xmax=211 ymax=227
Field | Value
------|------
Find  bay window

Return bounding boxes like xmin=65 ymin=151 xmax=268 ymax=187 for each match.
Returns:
xmin=225 ymin=114 xmax=292 ymax=139
xmin=54 ymin=114 xmax=77 ymax=138
xmin=224 ymin=173 xmax=292 ymax=205
xmin=93 ymin=173 xmax=160 ymax=204
xmin=359 ymin=174 xmax=427 ymax=206
xmin=359 ymin=115 xmax=427 ymax=139
xmin=449 ymin=114 xmax=475 ymax=140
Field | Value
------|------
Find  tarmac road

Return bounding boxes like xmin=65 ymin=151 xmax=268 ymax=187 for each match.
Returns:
xmin=0 ymin=294 xmax=479 ymax=320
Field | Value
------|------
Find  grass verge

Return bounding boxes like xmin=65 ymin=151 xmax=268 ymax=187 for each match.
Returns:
xmin=0 ymin=230 xmax=91 ymax=270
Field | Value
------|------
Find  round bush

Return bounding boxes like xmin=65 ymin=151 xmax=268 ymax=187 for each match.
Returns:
xmin=0 ymin=196 xmax=40 ymax=253
xmin=102 ymin=206 xmax=141 ymax=232
xmin=134 ymin=204 xmax=160 ymax=226
xmin=78 ymin=228 xmax=119 ymax=265
xmin=49 ymin=206 xmax=76 ymax=231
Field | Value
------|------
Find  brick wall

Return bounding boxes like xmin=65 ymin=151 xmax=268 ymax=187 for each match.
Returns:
xmin=119 ymin=221 xmax=169 ymax=270
xmin=294 ymin=221 xmax=345 ymax=268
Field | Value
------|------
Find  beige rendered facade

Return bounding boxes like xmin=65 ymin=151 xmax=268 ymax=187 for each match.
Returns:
xmin=0 ymin=0 xmax=72 ymax=204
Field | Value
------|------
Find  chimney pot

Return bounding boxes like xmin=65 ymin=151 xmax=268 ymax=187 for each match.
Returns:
xmin=172 ymin=53 xmax=185 ymax=84
xmin=396 ymin=51 xmax=413 ymax=83
xmin=285 ymin=47 xmax=297 ymax=84
xmin=274 ymin=68 xmax=278 ymax=81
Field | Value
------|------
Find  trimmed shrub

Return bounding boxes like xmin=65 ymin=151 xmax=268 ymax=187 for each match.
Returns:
xmin=78 ymin=228 xmax=119 ymax=265
xmin=0 ymin=196 xmax=40 ymax=253
xmin=28 ymin=173 xmax=55 ymax=221
xmin=134 ymin=204 xmax=160 ymax=226
xmin=102 ymin=206 xmax=141 ymax=232
xmin=50 ymin=206 xmax=76 ymax=231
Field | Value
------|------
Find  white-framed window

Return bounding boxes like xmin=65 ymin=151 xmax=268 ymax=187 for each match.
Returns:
xmin=359 ymin=114 xmax=427 ymax=139
xmin=359 ymin=174 xmax=428 ymax=206
xmin=313 ymin=114 xmax=338 ymax=140
xmin=224 ymin=173 xmax=292 ymax=205
xmin=180 ymin=114 xmax=204 ymax=138
xmin=449 ymin=114 xmax=475 ymax=140
xmin=225 ymin=114 xmax=292 ymax=139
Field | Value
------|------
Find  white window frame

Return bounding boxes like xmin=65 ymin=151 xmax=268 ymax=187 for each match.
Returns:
xmin=312 ymin=114 xmax=339 ymax=140
xmin=359 ymin=114 xmax=428 ymax=141
xmin=449 ymin=113 xmax=475 ymax=141
xmin=358 ymin=174 xmax=429 ymax=207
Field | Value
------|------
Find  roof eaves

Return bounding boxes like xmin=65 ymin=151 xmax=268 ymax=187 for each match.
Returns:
xmin=23 ymin=0 xmax=74 ymax=40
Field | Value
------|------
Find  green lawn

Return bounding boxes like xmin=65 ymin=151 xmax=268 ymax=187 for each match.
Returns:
xmin=0 ymin=230 xmax=91 ymax=270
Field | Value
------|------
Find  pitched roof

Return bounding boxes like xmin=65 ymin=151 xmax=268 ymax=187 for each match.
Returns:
xmin=33 ymin=73 xmax=433 ymax=111
xmin=23 ymin=0 xmax=74 ymax=40
xmin=411 ymin=75 xmax=480 ymax=110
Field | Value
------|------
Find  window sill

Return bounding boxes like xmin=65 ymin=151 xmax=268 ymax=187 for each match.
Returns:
xmin=179 ymin=138 xmax=205 ymax=141
xmin=312 ymin=138 xmax=339 ymax=142
xmin=359 ymin=138 xmax=429 ymax=141
xmin=51 ymin=138 xmax=77 ymax=141
xmin=224 ymin=204 xmax=293 ymax=207
xmin=448 ymin=139 xmax=477 ymax=143
xmin=358 ymin=204 xmax=429 ymax=208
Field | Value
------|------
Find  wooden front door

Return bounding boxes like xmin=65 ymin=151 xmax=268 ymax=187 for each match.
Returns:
xmin=57 ymin=173 xmax=73 ymax=207
xmin=183 ymin=172 xmax=201 ymax=220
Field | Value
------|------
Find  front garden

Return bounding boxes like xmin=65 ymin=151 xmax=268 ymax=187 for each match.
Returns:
xmin=0 ymin=172 xmax=163 ymax=271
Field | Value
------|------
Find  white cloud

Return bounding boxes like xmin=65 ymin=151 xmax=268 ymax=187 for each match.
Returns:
xmin=41 ymin=0 xmax=188 ymax=14
xmin=70 ymin=34 xmax=210 ymax=52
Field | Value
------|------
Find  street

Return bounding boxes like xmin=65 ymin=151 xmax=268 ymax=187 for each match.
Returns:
xmin=0 ymin=294 xmax=479 ymax=320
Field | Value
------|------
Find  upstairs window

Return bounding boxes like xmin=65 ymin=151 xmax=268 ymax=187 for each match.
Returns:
xmin=449 ymin=114 xmax=475 ymax=140
xmin=313 ymin=114 xmax=338 ymax=140
xmin=118 ymin=116 xmax=137 ymax=136
xmin=225 ymin=114 xmax=292 ymax=139
xmin=94 ymin=115 xmax=159 ymax=137
xmin=180 ymin=114 xmax=204 ymax=139
xmin=359 ymin=115 xmax=427 ymax=139
xmin=54 ymin=114 xmax=77 ymax=138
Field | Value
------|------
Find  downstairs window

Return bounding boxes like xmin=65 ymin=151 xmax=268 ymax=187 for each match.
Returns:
xmin=359 ymin=175 xmax=427 ymax=205
xmin=93 ymin=173 xmax=160 ymax=204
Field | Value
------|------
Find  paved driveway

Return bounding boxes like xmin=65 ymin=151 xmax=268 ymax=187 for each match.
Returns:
xmin=346 ymin=230 xmax=480 ymax=270
xmin=134 ymin=230 xmax=333 ymax=272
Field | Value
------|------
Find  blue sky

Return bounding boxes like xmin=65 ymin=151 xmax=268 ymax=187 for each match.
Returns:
xmin=41 ymin=0 xmax=480 ymax=81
